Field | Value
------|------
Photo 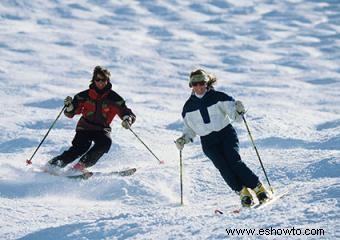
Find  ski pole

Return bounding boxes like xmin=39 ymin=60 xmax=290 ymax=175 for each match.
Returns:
xmin=127 ymin=127 xmax=164 ymax=164
xmin=179 ymin=149 xmax=184 ymax=205
xmin=242 ymin=115 xmax=274 ymax=194
xmin=26 ymin=106 xmax=66 ymax=165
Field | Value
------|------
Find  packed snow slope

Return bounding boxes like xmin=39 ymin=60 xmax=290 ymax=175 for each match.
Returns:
xmin=0 ymin=0 xmax=339 ymax=239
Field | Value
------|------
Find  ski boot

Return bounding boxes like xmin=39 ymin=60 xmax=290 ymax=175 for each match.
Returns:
xmin=43 ymin=157 xmax=66 ymax=174
xmin=48 ymin=157 xmax=66 ymax=168
xmin=72 ymin=162 xmax=87 ymax=172
xmin=253 ymin=182 xmax=270 ymax=204
xmin=239 ymin=187 xmax=254 ymax=207
xmin=67 ymin=162 xmax=92 ymax=178
xmin=47 ymin=157 xmax=66 ymax=169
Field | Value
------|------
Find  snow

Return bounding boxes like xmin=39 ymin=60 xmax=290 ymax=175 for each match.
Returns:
xmin=0 ymin=0 xmax=339 ymax=239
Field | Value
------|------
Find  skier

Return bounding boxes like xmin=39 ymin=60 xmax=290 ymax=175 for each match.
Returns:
xmin=175 ymin=69 xmax=270 ymax=207
xmin=46 ymin=66 xmax=136 ymax=175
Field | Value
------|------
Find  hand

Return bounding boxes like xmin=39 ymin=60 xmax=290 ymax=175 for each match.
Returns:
xmin=235 ymin=100 xmax=245 ymax=115
xmin=64 ymin=96 xmax=73 ymax=112
xmin=175 ymin=136 xmax=187 ymax=151
xmin=121 ymin=115 xmax=134 ymax=129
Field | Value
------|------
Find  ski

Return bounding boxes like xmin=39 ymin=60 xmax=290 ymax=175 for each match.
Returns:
xmin=36 ymin=165 xmax=137 ymax=180
xmin=67 ymin=168 xmax=137 ymax=180
xmin=253 ymin=190 xmax=289 ymax=210
xmin=215 ymin=190 xmax=289 ymax=215
xmin=215 ymin=202 xmax=257 ymax=215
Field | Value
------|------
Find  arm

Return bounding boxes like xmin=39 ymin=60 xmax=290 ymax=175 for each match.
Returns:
xmin=120 ymin=102 xmax=136 ymax=129
xmin=112 ymin=93 xmax=136 ymax=129
xmin=182 ymin=117 xmax=196 ymax=141
xmin=175 ymin=111 xmax=196 ymax=150
xmin=63 ymin=90 xmax=91 ymax=118
xmin=107 ymin=91 xmax=136 ymax=128
xmin=63 ymin=95 xmax=78 ymax=118
xmin=218 ymin=94 xmax=245 ymax=123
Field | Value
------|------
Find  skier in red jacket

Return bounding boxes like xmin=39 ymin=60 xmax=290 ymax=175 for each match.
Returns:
xmin=46 ymin=66 xmax=136 ymax=174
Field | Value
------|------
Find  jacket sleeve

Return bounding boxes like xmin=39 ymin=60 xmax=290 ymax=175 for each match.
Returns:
xmin=64 ymin=95 xmax=78 ymax=118
xmin=218 ymin=93 xmax=242 ymax=123
xmin=182 ymin=117 xmax=196 ymax=142
xmin=181 ymin=103 xmax=196 ymax=142
xmin=118 ymin=101 xmax=136 ymax=123
xmin=64 ymin=92 xmax=86 ymax=118
xmin=110 ymin=91 xmax=136 ymax=123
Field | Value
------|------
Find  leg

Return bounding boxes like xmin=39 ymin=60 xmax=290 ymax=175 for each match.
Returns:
xmin=202 ymin=142 xmax=243 ymax=192
xmin=222 ymin=126 xmax=259 ymax=189
xmin=53 ymin=131 xmax=92 ymax=167
xmin=79 ymin=131 xmax=112 ymax=168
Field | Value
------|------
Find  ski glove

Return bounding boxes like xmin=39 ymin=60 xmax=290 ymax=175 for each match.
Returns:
xmin=235 ymin=100 xmax=246 ymax=115
xmin=64 ymin=96 xmax=74 ymax=112
xmin=122 ymin=115 xmax=135 ymax=129
xmin=175 ymin=135 xmax=190 ymax=150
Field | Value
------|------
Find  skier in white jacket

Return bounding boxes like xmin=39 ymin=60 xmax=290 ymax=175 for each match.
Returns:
xmin=175 ymin=69 xmax=270 ymax=207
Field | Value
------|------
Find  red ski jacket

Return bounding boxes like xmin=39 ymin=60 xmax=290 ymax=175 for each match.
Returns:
xmin=65 ymin=82 xmax=135 ymax=132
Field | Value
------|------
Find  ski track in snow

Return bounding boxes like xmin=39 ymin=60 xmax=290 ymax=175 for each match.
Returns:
xmin=0 ymin=0 xmax=339 ymax=239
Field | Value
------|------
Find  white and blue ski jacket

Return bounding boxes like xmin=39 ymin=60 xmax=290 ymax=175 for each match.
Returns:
xmin=181 ymin=89 xmax=241 ymax=141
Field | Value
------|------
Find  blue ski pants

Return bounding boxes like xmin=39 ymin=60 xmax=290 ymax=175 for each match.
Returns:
xmin=200 ymin=124 xmax=259 ymax=192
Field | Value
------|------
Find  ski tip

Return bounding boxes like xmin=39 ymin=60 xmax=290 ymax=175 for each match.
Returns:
xmin=117 ymin=167 xmax=137 ymax=176
xmin=67 ymin=172 xmax=93 ymax=180
xmin=214 ymin=209 xmax=224 ymax=215
xmin=232 ymin=209 xmax=241 ymax=214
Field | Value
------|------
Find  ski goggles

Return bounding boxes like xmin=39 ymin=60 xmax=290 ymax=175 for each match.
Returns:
xmin=94 ymin=73 xmax=109 ymax=82
xmin=191 ymin=81 xmax=206 ymax=86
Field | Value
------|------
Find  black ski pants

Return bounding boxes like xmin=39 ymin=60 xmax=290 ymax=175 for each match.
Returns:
xmin=200 ymin=124 xmax=259 ymax=192
xmin=56 ymin=130 xmax=112 ymax=168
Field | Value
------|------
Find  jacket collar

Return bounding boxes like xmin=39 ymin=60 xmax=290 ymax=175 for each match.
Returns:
xmin=191 ymin=88 xmax=213 ymax=99
xmin=89 ymin=82 xmax=112 ymax=100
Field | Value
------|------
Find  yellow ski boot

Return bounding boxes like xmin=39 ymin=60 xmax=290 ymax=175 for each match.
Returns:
xmin=239 ymin=187 xmax=254 ymax=207
xmin=253 ymin=183 xmax=270 ymax=204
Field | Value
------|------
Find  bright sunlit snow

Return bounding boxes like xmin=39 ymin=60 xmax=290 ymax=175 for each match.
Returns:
xmin=0 ymin=0 xmax=339 ymax=239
